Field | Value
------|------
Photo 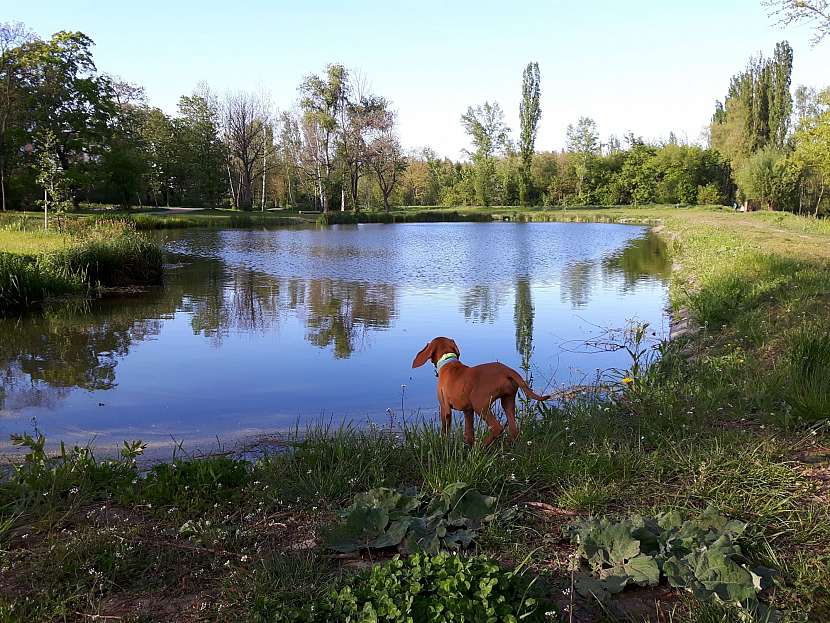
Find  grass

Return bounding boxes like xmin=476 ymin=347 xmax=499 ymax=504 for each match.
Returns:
xmin=0 ymin=205 xmax=829 ymax=621
xmin=0 ymin=217 xmax=162 ymax=314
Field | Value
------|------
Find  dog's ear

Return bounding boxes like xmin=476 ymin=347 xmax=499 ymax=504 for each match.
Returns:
xmin=449 ymin=339 xmax=460 ymax=357
xmin=412 ymin=341 xmax=434 ymax=368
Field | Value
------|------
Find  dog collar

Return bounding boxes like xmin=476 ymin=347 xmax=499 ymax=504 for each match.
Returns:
xmin=435 ymin=353 xmax=459 ymax=374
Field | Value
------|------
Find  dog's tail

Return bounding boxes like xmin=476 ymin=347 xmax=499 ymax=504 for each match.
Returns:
xmin=508 ymin=369 xmax=551 ymax=401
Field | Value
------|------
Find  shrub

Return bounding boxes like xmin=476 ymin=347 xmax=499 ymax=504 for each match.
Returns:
xmin=696 ymin=183 xmax=724 ymax=206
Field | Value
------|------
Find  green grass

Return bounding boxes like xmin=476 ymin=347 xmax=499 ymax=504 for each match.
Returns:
xmin=1 ymin=206 xmax=829 ymax=620
xmin=0 ymin=218 xmax=162 ymax=314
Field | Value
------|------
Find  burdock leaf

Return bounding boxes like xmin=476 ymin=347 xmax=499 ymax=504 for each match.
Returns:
xmin=448 ymin=489 xmax=496 ymax=526
xmin=624 ymin=554 xmax=661 ymax=586
xmin=370 ymin=518 xmax=412 ymax=549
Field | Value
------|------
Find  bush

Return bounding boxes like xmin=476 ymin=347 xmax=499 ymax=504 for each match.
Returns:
xmin=696 ymin=183 xmax=724 ymax=206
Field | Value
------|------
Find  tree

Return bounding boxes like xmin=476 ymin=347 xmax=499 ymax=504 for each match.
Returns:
xmin=300 ymin=64 xmax=348 ymax=213
xmin=176 ymin=86 xmax=225 ymax=207
xmin=766 ymin=0 xmax=830 ymax=44
xmin=461 ymin=102 xmax=509 ymax=206
xmin=735 ymin=146 xmax=792 ymax=210
xmin=710 ymin=42 xmax=793 ymax=169
xmin=33 ymin=129 xmax=71 ymax=229
xmin=15 ymin=31 xmax=117 ymax=203
xmin=338 ymin=76 xmax=391 ymax=211
xmin=566 ymin=116 xmax=600 ymax=202
xmin=0 ymin=22 xmax=33 ymax=211
xmin=518 ymin=62 xmax=541 ymax=206
xmin=768 ymin=41 xmax=794 ymax=148
xmin=223 ymin=90 xmax=271 ymax=209
xmin=368 ymin=128 xmax=405 ymax=212
xmin=140 ymin=107 xmax=177 ymax=206
xmin=790 ymin=88 xmax=830 ymax=215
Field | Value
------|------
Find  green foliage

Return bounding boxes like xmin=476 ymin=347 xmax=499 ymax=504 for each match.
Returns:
xmin=0 ymin=218 xmax=162 ymax=314
xmin=784 ymin=327 xmax=830 ymax=423
xmin=324 ymin=554 xmax=545 ymax=623
xmin=697 ymin=182 xmax=725 ymax=205
xmin=1 ymin=432 xmax=143 ymax=513
xmin=566 ymin=508 xmax=778 ymax=615
xmin=137 ymin=457 xmax=250 ymax=512
xmin=232 ymin=553 xmax=546 ymax=623
xmin=326 ymin=483 xmax=497 ymax=554
xmin=518 ymin=62 xmax=541 ymax=206
xmin=0 ymin=250 xmax=85 ymax=312
xmin=735 ymin=147 xmax=794 ymax=210
xmin=461 ymin=102 xmax=509 ymax=206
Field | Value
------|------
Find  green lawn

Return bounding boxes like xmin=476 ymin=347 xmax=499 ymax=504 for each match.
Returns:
xmin=0 ymin=229 xmax=69 ymax=255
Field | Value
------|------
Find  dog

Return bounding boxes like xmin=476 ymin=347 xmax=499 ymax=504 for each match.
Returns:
xmin=412 ymin=336 xmax=551 ymax=447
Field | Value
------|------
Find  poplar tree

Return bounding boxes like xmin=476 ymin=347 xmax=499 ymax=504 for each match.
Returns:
xmin=518 ymin=62 xmax=541 ymax=206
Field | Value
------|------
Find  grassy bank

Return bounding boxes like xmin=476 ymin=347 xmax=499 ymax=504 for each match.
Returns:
xmin=0 ymin=218 xmax=163 ymax=314
xmin=0 ymin=208 xmax=829 ymax=621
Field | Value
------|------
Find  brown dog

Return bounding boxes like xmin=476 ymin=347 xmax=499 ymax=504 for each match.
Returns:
xmin=412 ymin=336 xmax=551 ymax=446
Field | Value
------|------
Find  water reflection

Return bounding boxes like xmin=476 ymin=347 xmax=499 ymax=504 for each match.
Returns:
xmin=0 ymin=223 xmax=670 ymax=451
xmin=304 ymin=280 xmax=396 ymax=358
xmin=602 ymin=232 xmax=672 ymax=290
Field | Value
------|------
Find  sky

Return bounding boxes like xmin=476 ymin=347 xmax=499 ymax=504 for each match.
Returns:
xmin=6 ymin=0 xmax=829 ymax=158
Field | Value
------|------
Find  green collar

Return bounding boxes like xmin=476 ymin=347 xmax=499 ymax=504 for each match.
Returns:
xmin=435 ymin=353 xmax=459 ymax=374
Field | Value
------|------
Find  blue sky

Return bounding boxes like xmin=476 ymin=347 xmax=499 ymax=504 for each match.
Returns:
xmin=7 ymin=0 xmax=828 ymax=157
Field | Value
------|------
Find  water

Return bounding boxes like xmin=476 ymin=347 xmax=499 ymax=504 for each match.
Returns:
xmin=0 ymin=222 xmax=670 ymax=456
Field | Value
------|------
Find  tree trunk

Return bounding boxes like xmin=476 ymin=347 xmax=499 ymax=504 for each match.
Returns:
xmin=816 ymin=183 xmax=825 ymax=218
xmin=43 ymin=188 xmax=48 ymax=231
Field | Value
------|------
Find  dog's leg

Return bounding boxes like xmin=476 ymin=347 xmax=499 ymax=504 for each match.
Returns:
xmin=438 ymin=390 xmax=452 ymax=435
xmin=501 ymin=394 xmax=519 ymax=442
xmin=441 ymin=409 xmax=452 ymax=435
xmin=463 ymin=409 xmax=475 ymax=446
xmin=479 ymin=403 xmax=503 ymax=447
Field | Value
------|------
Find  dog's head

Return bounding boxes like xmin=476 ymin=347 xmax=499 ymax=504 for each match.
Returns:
xmin=411 ymin=337 xmax=460 ymax=368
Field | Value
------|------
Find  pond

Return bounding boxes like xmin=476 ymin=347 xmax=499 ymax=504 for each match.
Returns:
xmin=0 ymin=222 xmax=671 ymax=457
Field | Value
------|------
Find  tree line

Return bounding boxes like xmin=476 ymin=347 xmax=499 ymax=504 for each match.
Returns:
xmin=0 ymin=21 xmax=827 ymax=215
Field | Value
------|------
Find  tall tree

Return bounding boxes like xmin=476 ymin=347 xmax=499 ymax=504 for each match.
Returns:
xmin=768 ymin=41 xmax=794 ymax=148
xmin=710 ymin=41 xmax=793 ymax=173
xmin=300 ymin=64 xmax=348 ymax=213
xmin=368 ymin=126 xmax=405 ymax=212
xmin=340 ymin=92 xmax=391 ymax=211
xmin=176 ymin=87 xmax=225 ymax=207
xmin=223 ymin=90 xmax=271 ymax=209
xmin=518 ymin=62 xmax=541 ymax=206
xmin=0 ymin=22 xmax=32 ymax=211
xmin=461 ymin=101 xmax=509 ymax=206
xmin=15 ymin=31 xmax=117 ymax=203
xmin=566 ymin=116 xmax=600 ymax=202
